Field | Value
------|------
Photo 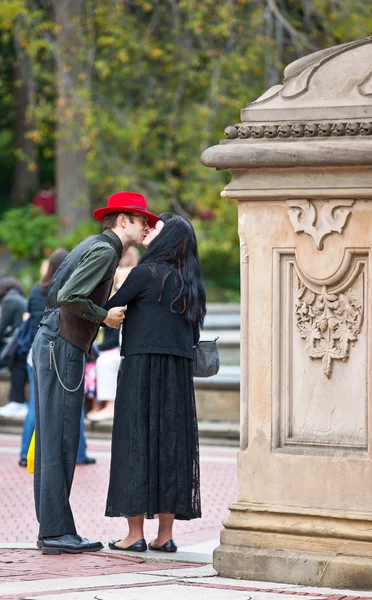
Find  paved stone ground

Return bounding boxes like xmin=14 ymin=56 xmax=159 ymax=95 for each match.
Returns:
xmin=0 ymin=433 xmax=236 ymax=548
xmin=2 ymin=433 xmax=372 ymax=600
xmin=2 ymin=550 xmax=372 ymax=600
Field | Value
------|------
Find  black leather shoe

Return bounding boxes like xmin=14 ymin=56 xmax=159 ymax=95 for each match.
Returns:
xmin=76 ymin=456 xmax=96 ymax=465
xmin=36 ymin=536 xmax=43 ymax=549
xmin=108 ymin=538 xmax=147 ymax=552
xmin=42 ymin=534 xmax=103 ymax=555
xmin=149 ymin=539 xmax=177 ymax=553
xmin=19 ymin=458 xmax=27 ymax=467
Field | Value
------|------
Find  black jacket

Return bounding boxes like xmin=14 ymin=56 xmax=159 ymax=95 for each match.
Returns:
xmin=106 ymin=264 xmax=199 ymax=359
xmin=98 ymin=325 xmax=120 ymax=352
xmin=0 ymin=289 xmax=27 ymax=341
xmin=28 ymin=284 xmax=47 ymax=343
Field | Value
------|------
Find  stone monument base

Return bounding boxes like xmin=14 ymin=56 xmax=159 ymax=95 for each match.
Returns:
xmin=202 ymin=37 xmax=372 ymax=591
xmin=214 ymin=503 xmax=372 ymax=590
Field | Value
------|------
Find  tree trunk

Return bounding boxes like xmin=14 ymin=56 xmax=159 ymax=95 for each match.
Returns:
xmin=264 ymin=1 xmax=279 ymax=89
xmin=11 ymin=36 xmax=39 ymax=206
xmin=53 ymin=0 xmax=91 ymax=229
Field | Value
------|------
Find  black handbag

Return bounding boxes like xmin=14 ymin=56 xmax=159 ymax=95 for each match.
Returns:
xmin=193 ymin=337 xmax=220 ymax=378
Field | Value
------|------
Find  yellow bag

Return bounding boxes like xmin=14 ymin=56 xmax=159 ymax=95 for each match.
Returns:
xmin=27 ymin=431 xmax=35 ymax=474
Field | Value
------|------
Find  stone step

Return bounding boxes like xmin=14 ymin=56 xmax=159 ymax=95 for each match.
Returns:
xmin=0 ymin=416 xmax=240 ymax=445
xmin=204 ymin=314 xmax=240 ymax=330
xmin=0 ymin=303 xmax=241 ymax=441
xmin=206 ymin=303 xmax=240 ymax=314
xmin=200 ymin=331 xmax=240 ymax=366
xmin=0 ymin=368 xmax=240 ymax=443
xmin=194 ymin=365 xmax=240 ymax=390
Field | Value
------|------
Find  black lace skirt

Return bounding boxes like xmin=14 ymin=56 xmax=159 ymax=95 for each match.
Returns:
xmin=105 ymin=354 xmax=201 ymax=520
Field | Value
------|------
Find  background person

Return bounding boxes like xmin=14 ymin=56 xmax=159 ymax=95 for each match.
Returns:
xmin=31 ymin=183 xmax=56 ymax=215
xmin=18 ymin=255 xmax=56 ymax=465
xmin=117 ymin=246 xmax=140 ymax=280
xmin=87 ymin=248 xmax=139 ymax=422
xmin=105 ymin=214 xmax=206 ymax=554
xmin=0 ymin=277 xmax=28 ymax=418
xmin=86 ymin=326 xmax=120 ymax=421
xmin=18 ymin=249 xmax=96 ymax=467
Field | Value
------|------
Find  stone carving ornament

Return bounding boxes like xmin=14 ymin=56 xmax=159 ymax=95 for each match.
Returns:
xmin=249 ymin=37 xmax=372 ymax=101
xmin=224 ymin=120 xmax=372 ymax=139
xmin=286 ymin=199 xmax=354 ymax=250
xmin=359 ymin=69 xmax=372 ymax=96
xmin=295 ymin=273 xmax=363 ymax=378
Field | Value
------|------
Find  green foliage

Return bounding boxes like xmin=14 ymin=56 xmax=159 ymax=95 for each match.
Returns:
xmin=86 ymin=0 xmax=266 ymax=206
xmin=0 ymin=205 xmax=102 ymax=264
xmin=0 ymin=205 xmax=60 ymax=264
xmin=0 ymin=207 xmax=102 ymax=293
xmin=1 ymin=0 xmax=372 ymax=298
xmin=60 ymin=219 xmax=101 ymax=251
xmin=16 ymin=263 xmax=42 ymax=296
xmin=194 ymin=198 xmax=240 ymax=297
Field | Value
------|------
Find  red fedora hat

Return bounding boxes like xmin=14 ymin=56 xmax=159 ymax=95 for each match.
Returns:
xmin=93 ymin=191 xmax=159 ymax=228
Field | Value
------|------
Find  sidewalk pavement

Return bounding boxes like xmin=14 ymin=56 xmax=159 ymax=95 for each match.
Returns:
xmin=0 ymin=433 xmax=236 ymax=547
xmin=1 ymin=434 xmax=372 ymax=599
xmin=3 ymin=547 xmax=372 ymax=600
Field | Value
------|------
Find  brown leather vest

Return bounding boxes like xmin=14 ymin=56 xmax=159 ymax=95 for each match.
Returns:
xmin=44 ymin=231 xmax=121 ymax=354
xmin=59 ymin=275 xmax=114 ymax=354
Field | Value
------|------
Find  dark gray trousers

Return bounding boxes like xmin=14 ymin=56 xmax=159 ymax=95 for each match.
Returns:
xmin=33 ymin=311 xmax=85 ymax=538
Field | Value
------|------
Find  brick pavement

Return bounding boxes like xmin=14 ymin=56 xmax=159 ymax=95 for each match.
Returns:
xmin=2 ymin=434 xmax=372 ymax=600
xmin=0 ymin=433 xmax=237 ymax=547
xmin=1 ymin=549 xmax=372 ymax=600
xmin=0 ymin=549 xmax=195 ymax=582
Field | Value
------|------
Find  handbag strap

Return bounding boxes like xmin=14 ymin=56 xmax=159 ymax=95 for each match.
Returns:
xmin=193 ymin=336 xmax=219 ymax=348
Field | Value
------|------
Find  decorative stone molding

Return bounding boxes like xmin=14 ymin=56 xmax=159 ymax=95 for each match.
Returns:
xmin=241 ymin=38 xmax=372 ymax=123
xmin=205 ymin=37 xmax=372 ymax=587
xmin=240 ymin=239 xmax=248 ymax=265
xmin=358 ymin=70 xmax=372 ymax=96
xmin=238 ymin=232 xmax=249 ymax=451
xmin=295 ymin=271 xmax=364 ymax=379
xmin=273 ymin=250 xmax=368 ymax=452
xmin=286 ymin=200 xmax=354 ymax=250
xmin=224 ymin=121 xmax=372 ymax=140
xmin=255 ymin=39 xmax=372 ymax=102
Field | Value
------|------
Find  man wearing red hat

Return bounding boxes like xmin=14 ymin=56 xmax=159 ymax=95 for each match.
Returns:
xmin=32 ymin=192 xmax=158 ymax=556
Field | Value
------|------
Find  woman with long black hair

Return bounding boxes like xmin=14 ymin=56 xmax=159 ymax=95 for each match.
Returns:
xmin=105 ymin=214 xmax=206 ymax=553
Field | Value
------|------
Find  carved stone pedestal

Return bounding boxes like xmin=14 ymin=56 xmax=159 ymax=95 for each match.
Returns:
xmin=201 ymin=38 xmax=372 ymax=589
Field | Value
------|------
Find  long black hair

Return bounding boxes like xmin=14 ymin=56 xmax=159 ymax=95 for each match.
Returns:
xmin=139 ymin=213 xmax=206 ymax=328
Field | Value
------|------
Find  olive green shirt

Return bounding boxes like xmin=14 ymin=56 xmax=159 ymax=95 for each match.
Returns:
xmin=57 ymin=230 xmax=122 ymax=324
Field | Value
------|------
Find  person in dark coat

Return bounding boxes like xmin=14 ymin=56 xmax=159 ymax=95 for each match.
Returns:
xmin=18 ymin=248 xmax=96 ymax=467
xmin=18 ymin=256 xmax=55 ymax=463
xmin=0 ymin=277 xmax=28 ymax=418
xmin=0 ymin=277 xmax=27 ymax=341
xmin=105 ymin=214 xmax=206 ymax=554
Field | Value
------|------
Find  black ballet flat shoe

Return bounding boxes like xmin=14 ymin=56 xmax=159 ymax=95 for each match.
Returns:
xmin=108 ymin=538 xmax=147 ymax=552
xmin=149 ymin=539 xmax=177 ymax=553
